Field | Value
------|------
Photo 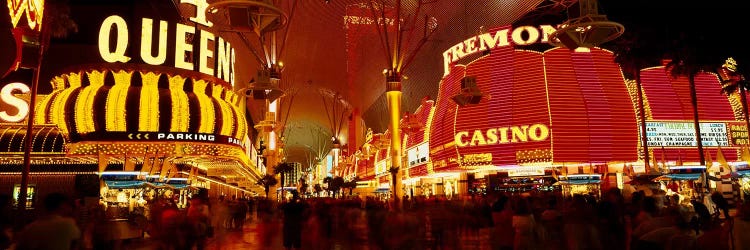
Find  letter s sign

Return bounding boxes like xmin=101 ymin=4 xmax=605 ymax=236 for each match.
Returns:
xmin=0 ymin=82 xmax=31 ymax=122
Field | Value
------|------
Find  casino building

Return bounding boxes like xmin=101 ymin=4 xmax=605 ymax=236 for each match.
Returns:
xmin=0 ymin=0 xmax=263 ymax=221
xmin=342 ymin=24 xmax=746 ymax=199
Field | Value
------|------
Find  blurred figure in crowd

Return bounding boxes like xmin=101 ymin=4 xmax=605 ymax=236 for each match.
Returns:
xmin=512 ymin=198 xmax=536 ymax=250
xmin=733 ymin=201 xmax=750 ymax=250
xmin=15 ymin=192 xmax=81 ymax=250
xmin=280 ymin=191 xmax=307 ymax=250
xmin=710 ymin=191 xmax=730 ymax=220
xmin=0 ymin=194 xmax=12 ymax=250
xmin=187 ymin=195 xmax=211 ymax=250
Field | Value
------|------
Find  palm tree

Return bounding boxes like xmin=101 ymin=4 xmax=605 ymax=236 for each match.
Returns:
xmin=330 ymin=176 xmax=345 ymax=198
xmin=389 ymin=166 xmax=399 ymax=200
xmin=313 ymin=183 xmax=323 ymax=197
xmin=666 ymin=48 xmax=716 ymax=166
xmin=719 ymin=59 xmax=750 ymax=138
xmin=274 ymin=162 xmax=295 ymax=199
xmin=257 ymin=174 xmax=278 ymax=198
xmin=323 ymin=176 xmax=333 ymax=197
xmin=610 ymin=32 xmax=665 ymax=173
xmin=298 ymin=177 xmax=309 ymax=197
xmin=344 ymin=176 xmax=360 ymax=197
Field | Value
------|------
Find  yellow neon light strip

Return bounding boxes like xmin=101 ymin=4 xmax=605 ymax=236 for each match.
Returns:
xmin=139 ymin=72 xmax=160 ymax=131
xmin=192 ymin=79 xmax=215 ymax=134
xmin=35 ymin=76 xmax=66 ymax=124
xmin=233 ymin=97 xmax=247 ymax=140
xmin=105 ymin=70 xmax=132 ymax=131
xmin=50 ymin=72 xmax=82 ymax=134
xmin=212 ymin=87 xmax=234 ymax=136
xmin=74 ymin=70 xmax=105 ymax=134
xmin=168 ymin=75 xmax=190 ymax=132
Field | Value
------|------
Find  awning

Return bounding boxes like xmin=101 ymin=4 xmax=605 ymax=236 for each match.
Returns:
xmin=736 ymin=170 xmax=750 ymax=177
xmin=374 ymin=187 xmax=390 ymax=193
xmin=654 ymin=173 xmax=703 ymax=181
xmin=104 ymin=180 xmax=150 ymax=189
xmin=554 ymin=179 xmax=601 ymax=185
xmin=626 ymin=174 xmax=662 ymax=185
xmin=0 ymin=125 xmax=66 ymax=153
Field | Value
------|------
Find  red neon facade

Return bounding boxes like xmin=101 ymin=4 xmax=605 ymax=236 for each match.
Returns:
xmin=641 ymin=66 xmax=739 ymax=162
xmin=544 ymin=48 xmax=639 ymax=162
xmin=430 ymin=27 xmax=640 ymax=171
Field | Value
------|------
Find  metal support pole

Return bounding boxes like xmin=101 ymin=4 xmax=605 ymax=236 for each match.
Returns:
xmin=386 ymin=73 xmax=403 ymax=207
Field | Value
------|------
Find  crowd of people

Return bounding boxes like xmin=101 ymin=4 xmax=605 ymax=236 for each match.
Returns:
xmin=2 ymin=187 xmax=750 ymax=250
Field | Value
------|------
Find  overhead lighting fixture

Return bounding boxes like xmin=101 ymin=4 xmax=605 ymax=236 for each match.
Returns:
xmin=547 ymin=0 xmax=624 ymax=50
xmin=451 ymin=76 xmax=483 ymax=106
xmin=243 ymin=69 xmax=284 ymax=102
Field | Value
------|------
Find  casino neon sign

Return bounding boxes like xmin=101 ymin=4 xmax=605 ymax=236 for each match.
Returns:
xmin=454 ymin=124 xmax=550 ymax=147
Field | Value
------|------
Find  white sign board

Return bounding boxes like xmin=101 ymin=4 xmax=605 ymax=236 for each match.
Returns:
xmin=508 ymin=167 xmax=545 ymax=177
xmin=206 ymin=168 xmax=234 ymax=177
xmin=375 ymin=160 xmax=388 ymax=176
xmin=646 ymin=122 xmax=729 ymax=147
xmin=407 ymin=143 xmax=430 ymax=167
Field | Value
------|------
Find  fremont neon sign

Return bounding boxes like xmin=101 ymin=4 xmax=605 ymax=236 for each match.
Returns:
xmin=442 ymin=25 xmax=557 ymax=76
xmin=454 ymin=124 xmax=550 ymax=147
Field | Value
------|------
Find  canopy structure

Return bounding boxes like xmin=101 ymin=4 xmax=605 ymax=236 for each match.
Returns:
xmin=0 ymin=125 xmax=66 ymax=153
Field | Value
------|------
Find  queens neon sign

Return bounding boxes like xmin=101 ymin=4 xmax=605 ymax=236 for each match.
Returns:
xmin=442 ymin=25 xmax=557 ymax=76
xmin=97 ymin=0 xmax=235 ymax=86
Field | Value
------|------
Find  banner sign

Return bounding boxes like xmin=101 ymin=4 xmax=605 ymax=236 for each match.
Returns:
xmin=206 ymin=168 xmax=234 ymax=177
xmin=80 ymin=131 xmax=245 ymax=148
xmin=646 ymin=122 xmax=729 ymax=147
xmin=375 ymin=160 xmax=388 ymax=176
xmin=407 ymin=142 xmax=429 ymax=167
xmin=728 ymin=122 xmax=748 ymax=146
xmin=508 ymin=167 xmax=545 ymax=177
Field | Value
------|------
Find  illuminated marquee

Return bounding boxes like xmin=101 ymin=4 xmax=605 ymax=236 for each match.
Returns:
xmin=441 ymin=24 xmax=557 ymax=76
xmin=39 ymin=67 xmax=247 ymax=145
xmin=97 ymin=0 xmax=235 ymax=86
xmin=646 ymin=121 xmax=730 ymax=147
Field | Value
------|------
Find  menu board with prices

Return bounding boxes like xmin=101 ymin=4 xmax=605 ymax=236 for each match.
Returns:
xmin=645 ymin=122 xmax=729 ymax=147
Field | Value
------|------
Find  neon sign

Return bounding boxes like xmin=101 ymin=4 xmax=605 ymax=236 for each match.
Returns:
xmin=0 ymin=82 xmax=30 ymax=122
xmin=441 ymin=25 xmax=557 ymax=76
xmin=7 ymin=0 xmax=44 ymax=31
xmin=97 ymin=0 xmax=236 ymax=86
xmin=454 ymin=124 xmax=550 ymax=147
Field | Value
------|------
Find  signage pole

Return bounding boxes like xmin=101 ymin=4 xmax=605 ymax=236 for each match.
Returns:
xmin=386 ymin=72 xmax=403 ymax=208
xmin=18 ymin=25 xmax=46 ymax=218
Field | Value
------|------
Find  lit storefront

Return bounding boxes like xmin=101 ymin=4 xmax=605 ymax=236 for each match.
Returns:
xmin=402 ymin=98 xmax=434 ymax=197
